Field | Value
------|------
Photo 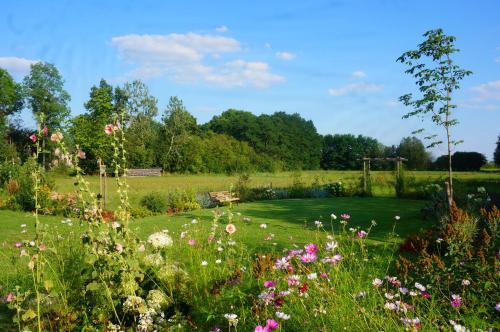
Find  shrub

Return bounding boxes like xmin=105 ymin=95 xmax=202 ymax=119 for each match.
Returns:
xmin=130 ymin=206 xmax=155 ymax=218
xmin=0 ymin=161 xmax=20 ymax=186
xmin=166 ymin=188 xmax=200 ymax=212
xmin=324 ymin=181 xmax=345 ymax=197
xmin=195 ymin=192 xmax=215 ymax=208
xmin=140 ymin=192 xmax=167 ymax=213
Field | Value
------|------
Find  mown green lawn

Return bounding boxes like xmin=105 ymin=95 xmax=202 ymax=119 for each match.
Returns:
xmin=0 ymin=197 xmax=428 ymax=285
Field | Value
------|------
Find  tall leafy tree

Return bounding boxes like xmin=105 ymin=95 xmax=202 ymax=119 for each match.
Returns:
xmin=396 ymin=137 xmax=431 ymax=170
xmin=0 ymin=68 xmax=24 ymax=160
xmin=494 ymin=135 xmax=500 ymax=166
xmin=398 ymin=28 xmax=472 ymax=199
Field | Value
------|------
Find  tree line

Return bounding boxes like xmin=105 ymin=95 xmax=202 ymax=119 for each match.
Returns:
xmin=0 ymin=63 xmax=495 ymax=174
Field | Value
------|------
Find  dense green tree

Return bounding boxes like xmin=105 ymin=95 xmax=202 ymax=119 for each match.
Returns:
xmin=321 ymin=134 xmax=383 ymax=170
xmin=69 ymin=79 xmax=117 ymax=172
xmin=396 ymin=137 xmax=431 ymax=170
xmin=398 ymin=28 xmax=472 ymax=199
xmin=0 ymin=68 xmax=24 ymax=161
xmin=433 ymin=152 xmax=487 ymax=171
xmin=494 ymin=135 xmax=500 ymax=166
xmin=23 ymin=62 xmax=71 ymax=129
xmin=123 ymin=80 xmax=159 ymax=168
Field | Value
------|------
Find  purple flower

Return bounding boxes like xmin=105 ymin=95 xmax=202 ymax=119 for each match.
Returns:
xmin=300 ymin=253 xmax=317 ymax=263
xmin=357 ymin=230 xmax=367 ymax=238
xmin=264 ymin=280 xmax=276 ymax=288
xmin=305 ymin=243 xmax=318 ymax=254
xmin=450 ymin=294 xmax=462 ymax=308
xmin=266 ymin=319 xmax=279 ymax=330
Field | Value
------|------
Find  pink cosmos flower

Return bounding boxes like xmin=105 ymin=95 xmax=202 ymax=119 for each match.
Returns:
xmin=340 ymin=213 xmax=350 ymax=219
xmin=225 ymin=223 xmax=236 ymax=234
xmin=300 ymin=253 xmax=317 ymax=263
xmin=188 ymin=239 xmax=196 ymax=246
xmin=450 ymin=294 xmax=462 ymax=308
xmin=41 ymin=127 xmax=48 ymax=136
xmin=288 ymin=275 xmax=300 ymax=286
xmin=305 ymin=243 xmax=318 ymax=254
xmin=6 ymin=293 xmax=15 ymax=302
xmin=275 ymin=257 xmax=290 ymax=270
xmin=104 ymin=124 xmax=114 ymax=135
xmin=320 ymin=272 xmax=329 ymax=279
xmin=254 ymin=326 xmax=269 ymax=332
xmin=38 ymin=243 xmax=46 ymax=251
xmin=15 ymin=242 xmax=22 ymax=248
xmin=266 ymin=319 xmax=279 ymax=330
xmin=29 ymin=134 xmax=37 ymax=143
xmin=263 ymin=280 xmax=276 ymax=288
xmin=357 ymin=230 xmax=367 ymax=238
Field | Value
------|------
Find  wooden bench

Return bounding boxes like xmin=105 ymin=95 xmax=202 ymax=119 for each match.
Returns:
xmin=127 ymin=168 xmax=162 ymax=177
xmin=208 ymin=191 xmax=240 ymax=205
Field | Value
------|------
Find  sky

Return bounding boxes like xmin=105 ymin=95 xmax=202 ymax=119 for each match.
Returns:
xmin=1 ymin=0 xmax=499 ymax=160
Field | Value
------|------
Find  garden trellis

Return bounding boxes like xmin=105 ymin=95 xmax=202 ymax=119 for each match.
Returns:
xmin=360 ymin=157 xmax=407 ymax=194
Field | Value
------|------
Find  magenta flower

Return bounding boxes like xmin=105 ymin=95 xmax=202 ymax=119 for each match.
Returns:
xmin=41 ymin=127 xmax=48 ymax=136
xmin=450 ymin=294 xmax=462 ymax=308
xmin=14 ymin=242 xmax=22 ymax=248
xmin=421 ymin=291 xmax=431 ymax=299
xmin=300 ymin=253 xmax=317 ymax=263
xmin=266 ymin=319 xmax=279 ymax=330
xmin=263 ymin=280 xmax=276 ymax=288
xmin=357 ymin=230 xmax=367 ymax=238
xmin=340 ymin=213 xmax=350 ymax=219
xmin=254 ymin=326 xmax=269 ymax=332
xmin=29 ymin=133 xmax=37 ymax=143
xmin=305 ymin=243 xmax=318 ymax=254
xmin=188 ymin=239 xmax=196 ymax=246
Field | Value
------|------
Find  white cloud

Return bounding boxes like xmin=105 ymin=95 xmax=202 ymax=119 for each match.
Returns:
xmin=328 ymin=82 xmax=383 ymax=96
xmin=111 ymin=33 xmax=283 ymax=88
xmin=470 ymin=80 xmax=500 ymax=100
xmin=276 ymin=51 xmax=295 ymax=61
xmin=351 ymin=70 xmax=367 ymax=78
xmin=205 ymin=60 xmax=284 ymax=88
xmin=215 ymin=25 xmax=229 ymax=33
xmin=495 ymin=56 xmax=500 ymax=63
xmin=0 ymin=56 xmax=39 ymax=76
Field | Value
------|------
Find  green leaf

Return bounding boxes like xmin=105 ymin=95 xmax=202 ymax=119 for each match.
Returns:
xmin=22 ymin=309 xmax=37 ymax=321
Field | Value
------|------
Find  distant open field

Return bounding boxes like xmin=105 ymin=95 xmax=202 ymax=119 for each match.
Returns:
xmin=50 ymin=170 xmax=500 ymax=209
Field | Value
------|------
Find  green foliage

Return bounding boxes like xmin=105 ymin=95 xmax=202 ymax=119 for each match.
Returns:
xmin=494 ymin=135 xmax=500 ymax=166
xmin=166 ymin=188 xmax=200 ymax=212
xmin=324 ymin=181 xmax=346 ymax=197
xmin=321 ymin=134 xmax=384 ymax=170
xmin=396 ymin=136 xmax=430 ymax=170
xmin=23 ymin=62 xmax=71 ymax=130
xmin=140 ymin=191 xmax=167 ymax=213
xmin=0 ymin=68 xmax=24 ymax=117
xmin=434 ymin=152 xmax=487 ymax=171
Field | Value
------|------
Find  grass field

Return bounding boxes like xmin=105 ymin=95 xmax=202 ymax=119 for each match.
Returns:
xmin=0 ymin=197 xmax=427 ymax=285
xmin=49 ymin=170 xmax=499 ymax=209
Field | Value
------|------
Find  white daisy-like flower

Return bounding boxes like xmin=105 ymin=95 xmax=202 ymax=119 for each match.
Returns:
xmin=147 ymin=232 xmax=173 ymax=248
xmin=275 ymin=311 xmax=290 ymax=320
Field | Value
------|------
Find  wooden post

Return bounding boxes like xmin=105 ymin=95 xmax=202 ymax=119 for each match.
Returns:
xmin=396 ymin=158 xmax=400 ymax=181
xmin=363 ymin=160 xmax=367 ymax=192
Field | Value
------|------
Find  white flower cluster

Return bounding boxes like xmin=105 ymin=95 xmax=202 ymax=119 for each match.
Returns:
xmin=147 ymin=232 xmax=173 ymax=248
xmin=123 ymin=295 xmax=146 ymax=314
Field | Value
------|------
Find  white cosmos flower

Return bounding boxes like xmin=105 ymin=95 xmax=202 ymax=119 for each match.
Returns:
xmin=147 ymin=232 xmax=173 ymax=248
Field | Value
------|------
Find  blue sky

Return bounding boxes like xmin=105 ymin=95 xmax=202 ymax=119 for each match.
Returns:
xmin=1 ymin=0 xmax=499 ymax=159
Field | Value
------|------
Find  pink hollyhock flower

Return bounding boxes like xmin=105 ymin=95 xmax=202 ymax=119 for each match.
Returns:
xmin=50 ymin=132 xmax=63 ymax=142
xmin=104 ymin=124 xmax=114 ymax=135
xmin=6 ymin=293 xmax=15 ymax=302
xmin=225 ymin=223 xmax=236 ymax=234
xmin=29 ymin=134 xmax=37 ymax=143
xmin=300 ymin=253 xmax=317 ymax=263
xmin=263 ymin=280 xmax=276 ymax=288
xmin=78 ymin=150 xmax=86 ymax=159
xmin=340 ymin=213 xmax=350 ymax=219
xmin=357 ymin=230 xmax=367 ymax=238
xmin=188 ymin=239 xmax=196 ymax=246
xmin=305 ymin=243 xmax=318 ymax=254
xmin=15 ymin=242 xmax=22 ymax=248
xmin=266 ymin=319 xmax=279 ymax=330
xmin=450 ymin=294 xmax=462 ymax=308
xmin=41 ymin=127 xmax=48 ymax=136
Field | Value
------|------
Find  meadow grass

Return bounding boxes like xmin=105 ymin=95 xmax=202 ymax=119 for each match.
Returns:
xmin=49 ymin=170 xmax=500 ymax=210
